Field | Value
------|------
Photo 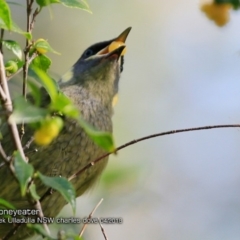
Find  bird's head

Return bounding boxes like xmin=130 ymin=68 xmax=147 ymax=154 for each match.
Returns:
xmin=59 ymin=27 xmax=131 ymax=106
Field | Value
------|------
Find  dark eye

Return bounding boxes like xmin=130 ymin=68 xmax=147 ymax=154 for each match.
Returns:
xmin=84 ymin=48 xmax=94 ymax=58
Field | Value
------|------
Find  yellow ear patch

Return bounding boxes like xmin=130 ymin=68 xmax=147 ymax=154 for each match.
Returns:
xmin=108 ymin=41 xmax=126 ymax=56
xmin=61 ymin=69 xmax=74 ymax=83
xmin=112 ymin=94 xmax=119 ymax=107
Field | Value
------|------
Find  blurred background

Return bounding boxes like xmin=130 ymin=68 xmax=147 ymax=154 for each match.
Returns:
xmin=6 ymin=0 xmax=240 ymax=239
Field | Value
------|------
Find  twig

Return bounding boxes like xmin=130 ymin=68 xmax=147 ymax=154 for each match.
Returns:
xmin=0 ymin=51 xmax=26 ymax=160
xmin=0 ymin=144 xmax=11 ymax=172
xmin=0 ymin=29 xmax=4 ymax=53
xmin=23 ymin=2 xmax=39 ymax=98
xmin=34 ymin=200 xmax=51 ymax=235
xmin=21 ymin=2 xmax=40 ymax=137
xmin=98 ymin=218 xmax=108 ymax=240
xmin=39 ymin=187 xmax=53 ymax=203
xmin=0 ymin=84 xmax=7 ymax=101
xmin=23 ymin=136 xmax=34 ymax=151
xmin=79 ymin=198 xmax=104 ymax=237
xmin=0 ymin=142 xmax=8 ymax=163
xmin=30 ymin=8 xmax=41 ymax=30
xmin=68 ymin=124 xmax=240 ymax=181
xmin=23 ymin=0 xmax=34 ymax=98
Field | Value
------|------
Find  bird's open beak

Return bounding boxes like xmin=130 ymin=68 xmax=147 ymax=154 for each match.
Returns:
xmin=97 ymin=27 xmax=132 ymax=56
xmin=115 ymin=27 xmax=132 ymax=42
xmin=105 ymin=45 xmax=126 ymax=60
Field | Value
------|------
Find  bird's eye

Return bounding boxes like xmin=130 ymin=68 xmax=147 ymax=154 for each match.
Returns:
xmin=84 ymin=48 xmax=94 ymax=58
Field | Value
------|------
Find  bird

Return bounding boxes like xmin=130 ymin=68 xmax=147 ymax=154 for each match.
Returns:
xmin=0 ymin=27 xmax=131 ymax=239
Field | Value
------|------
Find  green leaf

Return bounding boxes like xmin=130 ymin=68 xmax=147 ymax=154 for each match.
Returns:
xmin=29 ymin=184 xmax=40 ymax=200
xmin=0 ymin=20 xmax=31 ymax=40
xmin=34 ymin=39 xmax=60 ymax=55
xmin=9 ymin=97 xmax=48 ymax=124
xmin=14 ymin=151 xmax=34 ymax=196
xmin=73 ymin=236 xmax=84 ymax=240
xmin=36 ymin=0 xmax=92 ymax=13
xmin=50 ymin=92 xmax=80 ymax=118
xmin=36 ymin=0 xmax=59 ymax=7
xmin=0 ymin=0 xmax=12 ymax=30
xmin=78 ymin=118 xmax=115 ymax=152
xmin=27 ymin=224 xmax=55 ymax=240
xmin=11 ymin=21 xmax=32 ymax=39
xmin=30 ymin=66 xmax=58 ymax=100
xmin=1 ymin=40 xmax=22 ymax=60
xmin=15 ymin=58 xmax=24 ymax=69
xmin=0 ymin=198 xmax=15 ymax=210
xmin=215 ymin=0 xmax=240 ymax=9
xmin=58 ymin=0 xmax=92 ymax=13
xmin=31 ymin=55 xmax=51 ymax=72
xmin=0 ymin=198 xmax=15 ymax=219
xmin=63 ymin=230 xmax=84 ymax=240
xmin=38 ymin=172 xmax=76 ymax=213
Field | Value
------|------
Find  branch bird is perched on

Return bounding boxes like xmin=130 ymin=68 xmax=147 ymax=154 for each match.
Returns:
xmin=0 ymin=27 xmax=131 ymax=239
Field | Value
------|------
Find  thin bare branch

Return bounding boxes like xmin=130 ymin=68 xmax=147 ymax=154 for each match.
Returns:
xmin=21 ymin=3 xmax=40 ymax=137
xmin=0 ymin=29 xmax=4 ymax=53
xmin=98 ymin=218 xmax=108 ymax=240
xmin=79 ymin=198 xmax=104 ymax=237
xmin=0 ymin=51 xmax=26 ymax=160
xmin=68 ymin=124 xmax=240 ymax=181
xmin=23 ymin=136 xmax=34 ymax=151
xmin=30 ymin=8 xmax=41 ymax=31
xmin=23 ymin=1 xmax=32 ymax=98
xmin=23 ymin=3 xmax=40 ymax=97
xmin=0 ymin=84 xmax=7 ymax=101
xmin=0 ymin=142 xmax=8 ymax=163
xmin=34 ymin=200 xmax=51 ymax=235
xmin=37 ymin=124 xmax=240 ymax=204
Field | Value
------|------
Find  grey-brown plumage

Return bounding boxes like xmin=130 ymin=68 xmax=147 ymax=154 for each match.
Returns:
xmin=0 ymin=27 xmax=131 ymax=239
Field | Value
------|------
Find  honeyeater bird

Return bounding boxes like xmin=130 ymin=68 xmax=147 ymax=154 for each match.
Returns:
xmin=0 ymin=27 xmax=131 ymax=239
